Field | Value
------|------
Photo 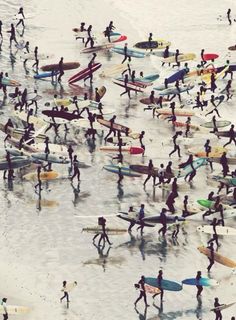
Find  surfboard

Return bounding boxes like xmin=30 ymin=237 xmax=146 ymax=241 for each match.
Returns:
xmin=202 ymin=53 xmax=219 ymax=61
xmin=103 ymin=165 xmax=141 ymax=177
xmin=197 ymin=225 xmax=236 ymax=236
xmin=112 ymin=79 xmax=144 ymax=92
xmin=198 ymin=246 xmax=236 ymax=268
xmin=143 ymin=215 xmax=185 ymax=224
xmin=99 ymin=64 xmax=128 ymax=78
xmin=63 ymin=281 xmax=77 ymax=292
xmin=182 ymin=278 xmax=219 ymax=287
xmin=200 ymin=120 xmax=231 ymax=129
xmin=0 ymin=157 xmax=31 ymax=171
xmin=20 ymin=53 xmax=53 ymax=60
xmin=82 ymin=227 xmax=126 ymax=235
xmin=117 ymin=213 xmax=155 ymax=227
xmin=187 ymin=146 xmax=227 ymax=158
xmin=144 ymin=284 xmax=161 ymax=294
xmin=1 ymin=78 xmax=21 ymax=87
xmin=134 ymin=39 xmax=171 ymax=50
xmin=13 ymin=111 xmax=45 ymax=127
xmin=161 ymin=53 xmax=196 ymax=64
xmin=156 ymin=108 xmax=194 ymax=117
xmin=100 ymin=146 xmax=143 ymax=155
xmin=81 ymin=43 xmax=114 ymax=54
xmin=34 ymin=71 xmax=60 ymax=79
xmin=41 ymin=62 xmax=80 ymax=72
xmin=211 ymin=302 xmax=236 ymax=312
xmin=31 ymin=153 xmax=69 ymax=164
xmin=176 ymin=158 xmax=207 ymax=178
xmin=145 ymin=278 xmax=182 ymax=291
xmin=23 ymin=170 xmax=59 ymax=181
xmin=0 ymin=305 xmax=30 ymax=315
xmin=97 ymin=118 xmax=131 ymax=133
xmin=157 ymin=84 xmax=194 ymax=96
xmin=0 ymin=123 xmax=46 ymax=141
xmin=111 ymin=47 xmax=145 ymax=58
xmin=68 ymin=63 xmax=102 ymax=84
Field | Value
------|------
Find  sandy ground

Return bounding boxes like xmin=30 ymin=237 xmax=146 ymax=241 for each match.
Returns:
xmin=0 ymin=0 xmax=236 ymax=319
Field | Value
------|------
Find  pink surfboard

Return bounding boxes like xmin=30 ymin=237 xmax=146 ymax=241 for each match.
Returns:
xmin=202 ymin=53 xmax=219 ymax=61
xmin=68 ymin=63 xmax=101 ymax=84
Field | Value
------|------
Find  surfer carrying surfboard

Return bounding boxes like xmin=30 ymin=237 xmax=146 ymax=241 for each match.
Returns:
xmin=214 ymin=297 xmax=223 ymax=320
xmin=60 ymin=281 xmax=69 ymax=304
xmin=15 ymin=7 xmax=25 ymax=28
xmin=207 ymin=242 xmax=215 ymax=272
xmin=1 ymin=298 xmax=8 ymax=320
xmin=134 ymin=276 xmax=149 ymax=308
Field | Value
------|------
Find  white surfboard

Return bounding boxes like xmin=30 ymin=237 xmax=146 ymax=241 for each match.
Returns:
xmin=0 ymin=305 xmax=30 ymax=315
xmin=197 ymin=225 xmax=236 ymax=236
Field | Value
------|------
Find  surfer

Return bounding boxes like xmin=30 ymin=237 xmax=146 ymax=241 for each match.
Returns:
xmin=104 ymin=115 xmax=117 ymax=140
xmin=16 ymin=7 xmax=25 ymax=28
xmin=148 ymin=33 xmax=153 ymax=50
xmin=0 ymin=21 xmax=2 ymax=39
xmin=158 ymin=208 xmax=167 ymax=237
xmin=220 ymin=152 xmax=229 ymax=177
xmin=153 ymin=270 xmax=164 ymax=301
xmin=71 ymin=155 xmax=80 ymax=182
xmin=207 ymin=218 xmax=220 ymax=247
xmin=75 ymin=22 xmax=87 ymax=42
xmin=213 ymin=297 xmax=223 ymax=320
xmin=44 ymin=136 xmax=50 ymax=161
xmin=134 ymin=275 xmax=149 ymax=307
xmin=193 ymin=92 xmax=204 ymax=111
xmin=225 ymin=80 xmax=233 ymax=100
xmin=84 ymin=53 xmax=96 ymax=84
xmin=9 ymin=24 xmax=18 ymax=47
xmin=155 ymin=163 xmax=165 ymax=186
xmin=182 ymin=195 xmax=190 ymax=217
xmin=1 ymin=298 xmax=8 ymax=320
xmin=139 ymin=131 xmax=145 ymax=155
xmin=179 ymin=154 xmax=196 ymax=182
xmin=169 ymin=131 xmax=182 ymax=158
xmin=32 ymin=46 xmax=39 ymax=70
xmin=85 ymin=25 xmax=94 ymax=48
xmin=108 ymin=21 xmax=115 ymax=31
xmin=227 ymin=8 xmax=232 ymax=25
xmin=4 ymin=151 xmax=13 ymax=180
xmin=67 ymin=145 xmax=74 ymax=167
xmin=165 ymin=191 xmax=176 ymax=214
xmin=60 ymin=281 xmax=69 ymax=303
xmin=58 ymin=57 xmax=64 ymax=82
xmin=120 ymin=74 xmax=131 ymax=98
xmin=223 ymin=61 xmax=233 ymax=80
xmin=136 ymin=204 xmax=145 ymax=234
xmin=172 ymin=49 xmax=180 ymax=68
xmin=185 ymin=117 xmax=191 ymax=137
xmin=104 ymin=27 xmax=111 ymax=42
xmin=127 ymin=206 xmax=136 ymax=232
xmin=34 ymin=166 xmax=42 ymax=192
xmin=223 ymin=124 xmax=236 ymax=147
xmin=210 ymin=73 xmax=217 ymax=93
xmin=4 ymin=119 xmax=14 ymax=133
xmin=207 ymin=242 xmax=215 ymax=272
xmin=95 ymin=216 xmax=112 ymax=247
xmin=165 ymin=161 xmax=173 ymax=184
xmin=162 ymin=46 xmax=170 ymax=66
xmin=143 ymin=159 xmax=155 ymax=187
xmin=196 ymin=271 xmax=203 ymax=298
xmin=201 ymin=49 xmax=207 ymax=66
xmin=122 ymin=43 xmax=129 ymax=64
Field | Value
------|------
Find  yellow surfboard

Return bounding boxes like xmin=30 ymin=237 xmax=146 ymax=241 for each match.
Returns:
xmin=188 ymin=146 xmax=227 ymax=158
xmin=161 ymin=53 xmax=196 ymax=64
xmin=198 ymin=246 xmax=236 ymax=268
xmin=23 ymin=171 xmax=59 ymax=181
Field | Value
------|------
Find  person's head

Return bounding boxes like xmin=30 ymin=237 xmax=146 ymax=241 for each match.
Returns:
xmin=2 ymin=298 xmax=7 ymax=303
xmin=81 ymin=22 xmax=85 ymax=26
xmin=125 ymin=43 xmax=128 ymax=47
xmin=141 ymin=275 xmax=145 ymax=281
xmin=168 ymin=161 xmax=172 ymax=166
xmin=214 ymin=297 xmax=219 ymax=302
xmin=149 ymin=32 xmax=152 ymax=36
xmin=141 ymin=204 xmax=145 ymax=209
xmin=201 ymin=49 xmax=204 ymax=53
xmin=159 ymin=270 xmax=163 ymax=275
xmin=93 ymin=53 xmax=96 ymax=58
xmin=149 ymin=159 xmax=153 ymax=164
xmin=141 ymin=130 xmax=145 ymax=135
xmin=231 ymin=124 xmax=234 ymax=129
xmin=184 ymin=195 xmax=188 ymax=200
xmin=209 ymin=191 xmax=214 ymax=196
xmin=178 ymin=131 xmax=183 ymax=136
xmin=140 ymin=71 xmax=143 ymax=77
xmin=176 ymin=49 xmax=179 ymax=53
xmin=129 ymin=206 xmax=134 ymax=211
xmin=63 ymin=281 xmax=67 ymax=286
xmin=162 ymin=208 xmax=167 ymax=213
xmin=160 ymin=163 xmax=164 ymax=168
xmin=74 ymin=155 xmax=77 ymax=160
xmin=197 ymin=271 xmax=201 ymax=276
xmin=11 ymin=23 xmax=14 ymax=28
xmin=151 ymin=90 xmax=154 ymax=95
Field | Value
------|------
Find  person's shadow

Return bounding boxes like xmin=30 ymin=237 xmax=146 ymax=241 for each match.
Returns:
xmin=93 ymin=242 xmax=112 ymax=272
xmin=134 ymin=305 xmax=148 ymax=320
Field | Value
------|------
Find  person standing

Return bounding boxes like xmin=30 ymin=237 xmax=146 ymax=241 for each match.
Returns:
xmin=152 ymin=270 xmax=164 ymax=301
xmin=60 ymin=281 xmax=69 ymax=304
xmin=9 ymin=24 xmax=18 ymax=47
xmin=134 ymin=275 xmax=149 ymax=308
xmin=196 ymin=271 xmax=203 ymax=298
xmin=58 ymin=57 xmax=64 ymax=82
xmin=71 ymin=155 xmax=80 ymax=182
xmin=158 ymin=208 xmax=167 ymax=237
xmin=213 ymin=297 xmax=223 ymax=320
xmin=223 ymin=124 xmax=236 ymax=147
xmin=16 ymin=7 xmax=25 ymax=28
xmin=207 ymin=242 xmax=215 ymax=272
xmin=227 ymin=8 xmax=232 ymax=25
xmin=1 ymin=298 xmax=8 ymax=320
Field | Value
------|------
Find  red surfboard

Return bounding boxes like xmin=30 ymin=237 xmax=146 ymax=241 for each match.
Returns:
xmin=68 ymin=63 xmax=101 ymax=84
xmin=113 ymin=35 xmax=127 ymax=43
xmin=113 ymin=79 xmax=144 ymax=92
xmin=202 ymin=53 xmax=219 ymax=61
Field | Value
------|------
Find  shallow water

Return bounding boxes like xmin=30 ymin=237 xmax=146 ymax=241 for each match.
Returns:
xmin=0 ymin=0 xmax=236 ymax=319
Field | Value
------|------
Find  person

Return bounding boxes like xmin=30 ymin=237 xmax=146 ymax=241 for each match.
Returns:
xmin=0 ymin=21 xmax=2 ymax=39
xmin=210 ymin=73 xmax=217 ymax=93
xmin=60 ymin=281 xmax=69 ymax=303
xmin=202 ymin=191 xmax=215 ymax=218
xmin=207 ymin=242 xmax=215 ymax=272
xmin=16 ymin=7 xmax=25 ymax=28
xmin=179 ymin=155 xmax=196 ymax=182
xmin=165 ymin=161 xmax=173 ymax=184
xmin=127 ymin=206 xmax=136 ymax=232
xmin=162 ymin=46 xmax=170 ymax=66
xmin=34 ymin=166 xmax=42 ymax=193
xmin=104 ymin=115 xmax=116 ymax=140
xmin=148 ymin=32 xmax=152 ymax=50
xmin=85 ymin=25 xmax=93 ymax=48
xmin=9 ymin=23 xmax=18 ymax=47
xmin=121 ymin=56 xmax=132 ymax=76
xmin=211 ymin=115 xmax=219 ymax=135
xmin=204 ymin=139 xmax=211 ymax=157
xmin=172 ymin=49 xmax=180 ymax=68
xmin=75 ymin=22 xmax=86 ymax=42
xmin=227 ymin=8 xmax=232 ymax=25
xmin=104 ymin=27 xmax=111 ymax=42
xmin=136 ymin=204 xmax=145 ymax=234
xmin=122 ymin=43 xmax=129 ymax=64
xmin=185 ymin=117 xmax=191 ymax=137
xmin=169 ymin=131 xmax=182 ymax=158
xmin=155 ymin=163 xmax=165 ymax=186
xmin=223 ymin=61 xmax=233 ymax=81
xmin=214 ymin=297 xmax=223 ymax=320
xmin=1 ymin=298 xmax=8 ymax=320
xmin=223 ymin=124 xmax=236 ymax=147
xmin=201 ymin=49 xmax=206 ymax=66
xmin=4 ymin=118 xmax=14 ymax=133
xmin=134 ymin=275 xmax=149 ymax=307
xmin=108 ymin=21 xmax=115 ymax=31
xmin=182 ymin=195 xmax=190 ymax=217
xmin=225 ymin=79 xmax=233 ymax=100
xmin=71 ymin=155 xmax=80 ymax=182
xmin=152 ymin=270 xmax=164 ymax=301
xmin=95 ymin=87 xmax=101 ymax=103
xmin=84 ymin=53 xmax=96 ymax=83
xmin=166 ymin=191 xmax=176 ymax=213
xmin=196 ymin=271 xmax=203 ymax=298
xmin=205 ymin=95 xmax=221 ymax=118
xmin=120 ymin=74 xmax=131 ymax=99
xmin=220 ymin=152 xmax=229 ymax=177
xmin=143 ymin=160 xmax=155 ymax=186
xmin=32 ymin=46 xmax=39 ymax=70
xmin=207 ymin=218 xmax=220 ymax=247
xmin=193 ymin=92 xmax=204 ymax=110
xmin=93 ymin=216 xmax=112 ymax=247
xmin=158 ymin=208 xmax=167 ymax=237
xmin=67 ymin=145 xmax=74 ymax=167
xmin=171 ymin=216 xmax=180 ymax=238
xmin=58 ymin=57 xmax=64 ymax=82
xmin=139 ymin=131 xmax=145 ymax=155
